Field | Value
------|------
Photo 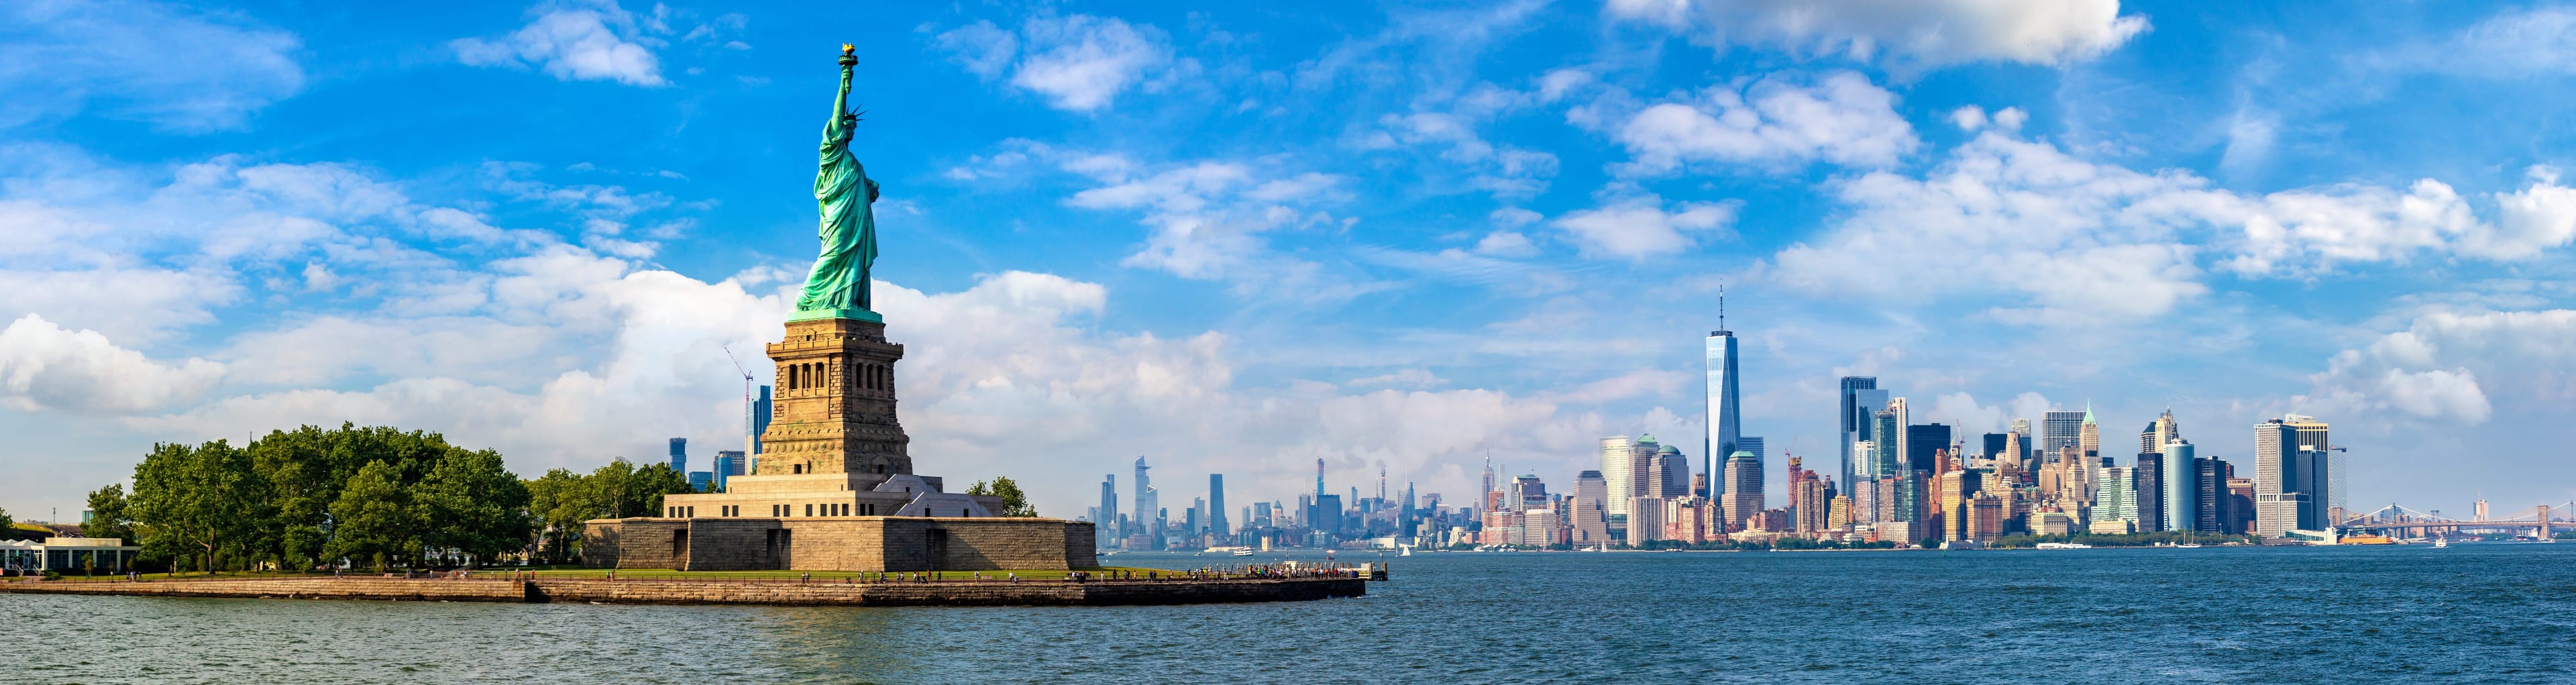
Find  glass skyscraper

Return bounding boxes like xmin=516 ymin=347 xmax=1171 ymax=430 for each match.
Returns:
xmin=1133 ymin=458 xmax=1156 ymax=537
xmin=2161 ymin=440 xmax=2196 ymax=532
xmin=1099 ymin=474 xmax=1119 ymax=541
xmin=1705 ymin=329 xmax=1739 ymax=501
xmin=1208 ymin=474 xmax=1229 ymax=537
xmin=1872 ymin=399 xmax=1914 ymax=523
xmin=2042 ymin=411 xmax=2085 ymax=462
xmin=1905 ymin=423 xmax=1949 ymax=474
xmin=2097 ymin=466 xmax=2138 ymax=527
xmin=712 ymin=450 xmax=742 ymax=492
xmin=1839 ymin=377 xmax=1880 ymax=498
xmin=747 ymin=384 xmax=772 ymax=473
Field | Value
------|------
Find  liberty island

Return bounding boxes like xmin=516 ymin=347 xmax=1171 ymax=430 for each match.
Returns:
xmin=582 ymin=48 xmax=1106 ymax=576
xmin=0 ymin=46 xmax=1362 ymax=609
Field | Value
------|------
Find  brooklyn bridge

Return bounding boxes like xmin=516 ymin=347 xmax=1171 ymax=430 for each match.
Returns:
xmin=2334 ymin=503 xmax=2575 ymax=540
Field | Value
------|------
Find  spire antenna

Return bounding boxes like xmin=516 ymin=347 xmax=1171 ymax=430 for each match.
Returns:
xmin=1717 ymin=282 xmax=1727 ymax=333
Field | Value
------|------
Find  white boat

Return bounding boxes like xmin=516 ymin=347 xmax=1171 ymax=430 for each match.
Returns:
xmin=1398 ymin=546 xmax=1411 ymax=557
xmin=1232 ymin=549 xmax=1254 ymax=556
xmin=2175 ymin=543 xmax=2202 ymax=549
xmin=2433 ymin=537 xmax=2449 ymax=548
xmin=2034 ymin=542 xmax=2092 ymax=549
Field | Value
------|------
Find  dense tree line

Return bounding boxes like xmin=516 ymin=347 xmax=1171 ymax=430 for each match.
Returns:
xmin=78 ymin=424 xmax=539 ymax=573
xmin=83 ymin=424 xmax=706 ymax=572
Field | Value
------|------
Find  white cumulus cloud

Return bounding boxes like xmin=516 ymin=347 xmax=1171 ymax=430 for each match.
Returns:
xmin=0 ymin=314 xmax=223 ymax=413
xmin=1606 ymin=0 xmax=2149 ymax=68
xmin=1771 ymin=131 xmax=2576 ymax=325
xmin=1552 ymin=193 xmax=1739 ymax=259
xmin=934 ymin=15 xmax=1175 ymax=111
xmin=2293 ymin=310 xmax=2576 ymax=425
xmin=1612 ymin=71 xmax=1918 ymax=174
xmin=453 ymin=1 xmax=669 ymax=87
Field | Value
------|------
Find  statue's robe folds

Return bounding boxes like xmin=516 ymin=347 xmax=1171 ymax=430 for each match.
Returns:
xmin=797 ymin=63 xmax=879 ymax=313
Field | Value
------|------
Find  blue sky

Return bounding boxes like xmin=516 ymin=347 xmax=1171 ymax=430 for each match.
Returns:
xmin=7 ymin=0 xmax=2576 ymax=522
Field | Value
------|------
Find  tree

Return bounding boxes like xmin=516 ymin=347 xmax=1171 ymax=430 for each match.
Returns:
xmin=633 ymin=462 xmax=694 ymax=517
xmin=967 ymin=477 xmax=1038 ymax=517
xmin=420 ymin=448 xmax=533 ymax=566
xmin=130 ymin=440 xmax=267 ymax=573
xmin=525 ymin=468 xmax=596 ymax=564
xmin=0 ymin=505 xmax=11 ymax=531
xmin=327 ymin=460 xmax=417 ymax=572
xmin=596 ymin=461 xmax=693 ymax=518
xmin=80 ymin=485 xmax=133 ymax=542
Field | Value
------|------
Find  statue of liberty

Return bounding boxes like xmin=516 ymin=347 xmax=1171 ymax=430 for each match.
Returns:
xmin=796 ymin=44 xmax=880 ymax=319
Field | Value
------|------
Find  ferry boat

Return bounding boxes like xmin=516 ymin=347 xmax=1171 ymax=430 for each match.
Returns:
xmin=1232 ymin=549 xmax=1254 ymax=556
xmin=2433 ymin=537 xmax=2449 ymax=548
xmin=2034 ymin=542 xmax=2092 ymax=549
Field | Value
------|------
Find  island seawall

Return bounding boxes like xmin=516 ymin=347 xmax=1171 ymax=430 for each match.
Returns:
xmin=0 ymin=576 xmax=1364 ymax=607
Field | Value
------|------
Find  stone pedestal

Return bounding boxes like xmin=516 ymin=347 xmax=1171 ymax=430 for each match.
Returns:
xmin=639 ymin=312 xmax=1097 ymax=572
xmin=759 ymin=315 xmax=910 ymax=477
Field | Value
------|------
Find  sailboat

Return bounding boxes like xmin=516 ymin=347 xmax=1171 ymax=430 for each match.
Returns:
xmin=1399 ymin=546 xmax=1412 ymax=557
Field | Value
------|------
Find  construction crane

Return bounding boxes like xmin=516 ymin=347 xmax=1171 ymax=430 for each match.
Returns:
xmin=722 ymin=344 xmax=757 ymax=462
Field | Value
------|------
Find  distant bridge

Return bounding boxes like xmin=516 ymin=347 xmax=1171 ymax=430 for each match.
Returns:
xmin=2334 ymin=503 xmax=2573 ymax=539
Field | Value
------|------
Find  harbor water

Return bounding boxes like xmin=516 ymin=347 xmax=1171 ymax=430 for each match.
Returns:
xmin=5 ymin=543 xmax=2569 ymax=684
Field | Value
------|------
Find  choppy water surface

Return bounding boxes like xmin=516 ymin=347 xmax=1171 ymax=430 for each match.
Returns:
xmin=6 ymin=543 xmax=2572 ymax=684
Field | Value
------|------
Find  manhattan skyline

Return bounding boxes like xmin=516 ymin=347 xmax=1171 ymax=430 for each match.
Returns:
xmin=7 ymin=1 xmax=2576 ymax=523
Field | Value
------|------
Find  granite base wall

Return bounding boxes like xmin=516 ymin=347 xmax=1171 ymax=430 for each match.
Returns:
xmin=529 ymin=577 xmax=1362 ymax=606
xmin=584 ymin=517 xmax=1098 ymax=572
xmin=0 ymin=576 xmax=1362 ymax=607
xmin=0 ymin=578 xmax=525 ymax=602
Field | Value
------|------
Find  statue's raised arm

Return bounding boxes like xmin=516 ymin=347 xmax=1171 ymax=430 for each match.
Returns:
xmin=823 ymin=44 xmax=857 ymax=153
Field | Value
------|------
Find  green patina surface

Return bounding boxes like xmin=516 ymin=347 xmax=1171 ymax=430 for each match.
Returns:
xmin=794 ymin=47 xmax=881 ymax=314
xmin=787 ymin=307 xmax=880 ymax=323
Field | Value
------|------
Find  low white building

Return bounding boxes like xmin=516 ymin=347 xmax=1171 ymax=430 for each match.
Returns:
xmin=0 ymin=537 xmax=141 ymax=574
